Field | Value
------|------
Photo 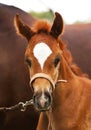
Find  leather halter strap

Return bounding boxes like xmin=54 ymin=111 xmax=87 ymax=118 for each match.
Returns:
xmin=30 ymin=73 xmax=67 ymax=89
xmin=30 ymin=73 xmax=55 ymax=89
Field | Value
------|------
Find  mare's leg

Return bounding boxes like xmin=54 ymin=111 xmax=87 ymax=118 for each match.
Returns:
xmin=36 ymin=113 xmax=48 ymax=130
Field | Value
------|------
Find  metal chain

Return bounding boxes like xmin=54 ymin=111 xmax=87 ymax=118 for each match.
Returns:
xmin=0 ymin=99 xmax=33 ymax=112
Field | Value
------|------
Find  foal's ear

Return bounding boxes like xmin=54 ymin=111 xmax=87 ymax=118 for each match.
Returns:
xmin=14 ymin=14 xmax=35 ymax=41
xmin=50 ymin=12 xmax=64 ymax=38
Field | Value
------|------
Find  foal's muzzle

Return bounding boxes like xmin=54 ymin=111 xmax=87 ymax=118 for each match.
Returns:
xmin=30 ymin=73 xmax=55 ymax=111
xmin=33 ymin=91 xmax=52 ymax=111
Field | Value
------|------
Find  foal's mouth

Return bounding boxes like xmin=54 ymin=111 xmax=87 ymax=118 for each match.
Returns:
xmin=35 ymin=105 xmax=51 ymax=112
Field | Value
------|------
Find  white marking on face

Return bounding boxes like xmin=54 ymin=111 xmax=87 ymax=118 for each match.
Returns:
xmin=40 ymin=89 xmax=47 ymax=107
xmin=41 ymin=89 xmax=45 ymax=100
xmin=33 ymin=42 xmax=52 ymax=69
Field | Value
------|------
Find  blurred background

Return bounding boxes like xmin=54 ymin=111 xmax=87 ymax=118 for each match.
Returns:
xmin=0 ymin=0 xmax=91 ymax=24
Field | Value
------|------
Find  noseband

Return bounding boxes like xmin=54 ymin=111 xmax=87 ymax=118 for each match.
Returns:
xmin=30 ymin=73 xmax=67 ymax=90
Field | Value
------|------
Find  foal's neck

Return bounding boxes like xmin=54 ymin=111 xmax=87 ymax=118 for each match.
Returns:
xmin=49 ymin=55 xmax=79 ymax=112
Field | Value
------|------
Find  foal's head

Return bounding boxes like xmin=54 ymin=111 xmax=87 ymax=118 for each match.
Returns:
xmin=14 ymin=12 xmax=64 ymax=111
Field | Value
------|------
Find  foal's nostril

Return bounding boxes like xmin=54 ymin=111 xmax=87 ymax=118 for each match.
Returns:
xmin=33 ymin=92 xmax=52 ymax=111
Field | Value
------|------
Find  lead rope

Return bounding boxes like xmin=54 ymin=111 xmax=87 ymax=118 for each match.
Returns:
xmin=0 ymin=99 xmax=33 ymax=112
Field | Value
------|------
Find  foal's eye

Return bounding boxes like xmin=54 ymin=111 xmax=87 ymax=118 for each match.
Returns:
xmin=54 ymin=56 xmax=60 ymax=67
xmin=25 ymin=58 xmax=31 ymax=67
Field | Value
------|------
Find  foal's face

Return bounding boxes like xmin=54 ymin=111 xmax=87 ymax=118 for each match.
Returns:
xmin=14 ymin=12 xmax=63 ymax=111
xmin=25 ymin=34 xmax=61 ymax=111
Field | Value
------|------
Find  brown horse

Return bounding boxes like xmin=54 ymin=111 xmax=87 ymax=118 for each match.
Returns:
xmin=15 ymin=12 xmax=91 ymax=130
xmin=0 ymin=3 xmax=39 ymax=130
xmin=62 ymin=23 xmax=91 ymax=78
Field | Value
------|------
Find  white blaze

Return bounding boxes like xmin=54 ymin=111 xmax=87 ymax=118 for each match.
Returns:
xmin=33 ymin=42 xmax=52 ymax=69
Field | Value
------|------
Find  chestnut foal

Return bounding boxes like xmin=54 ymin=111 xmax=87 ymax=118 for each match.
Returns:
xmin=14 ymin=12 xmax=91 ymax=130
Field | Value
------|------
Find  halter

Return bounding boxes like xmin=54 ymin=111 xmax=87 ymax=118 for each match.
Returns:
xmin=30 ymin=73 xmax=67 ymax=90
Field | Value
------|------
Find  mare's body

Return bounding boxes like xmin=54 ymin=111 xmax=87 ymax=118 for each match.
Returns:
xmin=62 ymin=23 xmax=91 ymax=78
xmin=0 ymin=3 xmax=38 ymax=130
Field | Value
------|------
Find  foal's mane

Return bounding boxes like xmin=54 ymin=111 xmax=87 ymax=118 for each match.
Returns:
xmin=32 ymin=20 xmax=88 ymax=78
